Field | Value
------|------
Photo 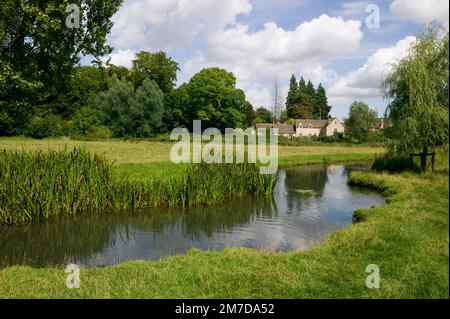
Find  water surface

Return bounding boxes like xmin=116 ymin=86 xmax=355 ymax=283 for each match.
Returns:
xmin=0 ymin=164 xmax=384 ymax=268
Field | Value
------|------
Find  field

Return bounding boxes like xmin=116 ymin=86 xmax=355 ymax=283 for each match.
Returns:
xmin=0 ymin=137 xmax=385 ymax=180
xmin=0 ymin=137 xmax=448 ymax=298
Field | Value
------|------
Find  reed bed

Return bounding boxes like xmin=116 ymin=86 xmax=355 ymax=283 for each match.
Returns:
xmin=0 ymin=148 xmax=278 ymax=224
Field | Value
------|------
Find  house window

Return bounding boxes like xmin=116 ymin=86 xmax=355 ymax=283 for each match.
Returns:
xmin=334 ymin=128 xmax=338 ymax=134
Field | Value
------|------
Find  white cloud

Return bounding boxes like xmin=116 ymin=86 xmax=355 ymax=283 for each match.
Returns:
xmin=181 ymin=14 xmax=363 ymax=108
xmin=109 ymin=0 xmax=252 ymax=50
xmin=103 ymin=49 xmax=135 ymax=68
xmin=390 ymin=0 xmax=449 ymax=26
xmin=328 ymin=36 xmax=416 ymax=108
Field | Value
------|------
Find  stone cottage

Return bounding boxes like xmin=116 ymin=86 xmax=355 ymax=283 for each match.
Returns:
xmin=295 ymin=118 xmax=345 ymax=137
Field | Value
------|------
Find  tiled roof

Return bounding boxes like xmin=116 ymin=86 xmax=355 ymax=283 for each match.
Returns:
xmin=254 ymin=123 xmax=295 ymax=135
xmin=295 ymin=119 xmax=329 ymax=129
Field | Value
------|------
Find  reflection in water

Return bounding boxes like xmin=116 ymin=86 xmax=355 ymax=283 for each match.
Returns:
xmin=0 ymin=164 xmax=384 ymax=268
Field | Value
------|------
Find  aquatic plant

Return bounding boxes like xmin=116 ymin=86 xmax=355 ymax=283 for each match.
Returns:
xmin=0 ymin=149 xmax=278 ymax=224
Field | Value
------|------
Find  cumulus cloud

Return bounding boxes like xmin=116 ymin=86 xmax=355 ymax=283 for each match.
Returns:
xmin=109 ymin=0 xmax=252 ymax=50
xmin=181 ymin=14 xmax=362 ymax=108
xmin=104 ymin=49 xmax=136 ymax=68
xmin=390 ymin=0 xmax=449 ymax=26
xmin=328 ymin=36 xmax=416 ymax=108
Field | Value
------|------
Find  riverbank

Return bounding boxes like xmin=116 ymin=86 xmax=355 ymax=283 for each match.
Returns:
xmin=0 ymin=166 xmax=448 ymax=298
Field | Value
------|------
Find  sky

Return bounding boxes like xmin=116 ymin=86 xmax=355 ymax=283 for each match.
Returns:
xmin=91 ymin=0 xmax=449 ymax=119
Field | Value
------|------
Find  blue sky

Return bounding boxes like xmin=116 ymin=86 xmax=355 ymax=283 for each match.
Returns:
xmin=93 ymin=0 xmax=449 ymax=119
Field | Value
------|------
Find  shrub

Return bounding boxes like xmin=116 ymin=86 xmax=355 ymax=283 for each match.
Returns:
xmin=72 ymin=106 xmax=101 ymax=136
xmin=87 ymin=125 xmax=112 ymax=139
xmin=372 ymin=153 xmax=420 ymax=173
xmin=318 ymin=133 xmax=344 ymax=143
xmin=26 ymin=114 xmax=65 ymax=139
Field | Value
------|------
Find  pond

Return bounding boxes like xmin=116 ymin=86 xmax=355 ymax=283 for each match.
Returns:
xmin=0 ymin=164 xmax=385 ymax=268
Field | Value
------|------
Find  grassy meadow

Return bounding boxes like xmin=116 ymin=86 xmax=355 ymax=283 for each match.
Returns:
xmin=0 ymin=137 xmax=385 ymax=181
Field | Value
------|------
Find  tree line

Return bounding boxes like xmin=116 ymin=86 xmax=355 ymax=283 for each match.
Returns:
xmin=0 ymin=1 xmax=266 ymax=139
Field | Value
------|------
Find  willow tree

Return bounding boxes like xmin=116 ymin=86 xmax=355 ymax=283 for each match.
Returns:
xmin=383 ymin=25 xmax=449 ymax=172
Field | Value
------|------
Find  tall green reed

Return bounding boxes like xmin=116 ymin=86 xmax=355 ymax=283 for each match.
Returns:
xmin=0 ymin=149 xmax=278 ymax=224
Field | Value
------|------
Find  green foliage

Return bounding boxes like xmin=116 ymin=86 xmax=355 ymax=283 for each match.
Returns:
xmin=242 ymin=101 xmax=257 ymax=127
xmin=345 ymin=101 xmax=378 ymax=143
xmin=86 ymin=126 xmax=112 ymax=139
xmin=315 ymin=83 xmax=331 ymax=119
xmin=285 ymin=75 xmax=331 ymax=120
xmin=285 ymin=118 xmax=296 ymax=125
xmin=383 ymin=25 xmax=449 ymax=155
xmin=164 ymin=84 xmax=191 ymax=128
xmin=286 ymin=75 xmax=299 ymax=108
xmin=26 ymin=115 xmax=66 ymax=139
xmin=130 ymin=51 xmax=179 ymax=92
xmin=0 ymin=0 xmax=123 ymax=131
xmin=318 ymin=132 xmax=345 ymax=143
xmin=98 ymin=75 xmax=164 ymax=137
xmin=372 ymin=153 xmax=420 ymax=173
xmin=57 ymin=66 xmax=108 ymax=118
xmin=73 ymin=107 xmax=101 ymax=136
xmin=0 ymin=61 xmax=43 ymax=135
xmin=186 ymin=67 xmax=247 ymax=130
xmin=254 ymin=107 xmax=273 ymax=123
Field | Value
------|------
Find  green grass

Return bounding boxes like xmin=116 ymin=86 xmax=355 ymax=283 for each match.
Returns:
xmin=0 ymin=168 xmax=447 ymax=298
xmin=0 ymin=137 xmax=385 ymax=182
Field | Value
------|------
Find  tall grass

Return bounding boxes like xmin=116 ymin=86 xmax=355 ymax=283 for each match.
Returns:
xmin=0 ymin=148 xmax=278 ymax=224
xmin=372 ymin=153 xmax=420 ymax=173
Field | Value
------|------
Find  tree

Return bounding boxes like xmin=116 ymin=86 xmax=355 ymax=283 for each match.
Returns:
xmin=254 ymin=107 xmax=273 ymax=123
xmin=72 ymin=106 xmax=101 ymax=136
xmin=345 ymin=101 xmax=377 ymax=143
xmin=382 ymin=25 xmax=449 ymax=172
xmin=164 ymin=84 xmax=191 ymax=129
xmin=133 ymin=78 xmax=165 ymax=136
xmin=242 ymin=101 xmax=257 ymax=127
xmin=286 ymin=76 xmax=317 ymax=119
xmin=298 ymin=77 xmax=307 ymax=93
xmin=130 ymin=51 xmax=179 ymax=93
xmin=288 ymin=103 xmax=314 ymax=119
xmin=97 ymin=75 xmax=164 ymax=137
xmin=186 ymin=67 xmax=246 ymax=130
xmin=315 ymin=83 xmax=332 ymax=119
xmin=0 ymin=0 xmax=123 ymax=134
xmin=286 ymin=74 xmax=299 ymax=109
xmin=56 ymin=66 xmax=108 ymax=119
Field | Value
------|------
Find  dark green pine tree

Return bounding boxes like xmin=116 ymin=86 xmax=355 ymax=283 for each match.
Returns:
xmin=286 ymin=74 xmax=299 ymax=110
xmin=315 ymin=83 xmax=332 ymax=119
xmin=298 ymin=77 xmax=307 ymax=94
xmin=305 ymin=80 xmax=317 ymax=118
